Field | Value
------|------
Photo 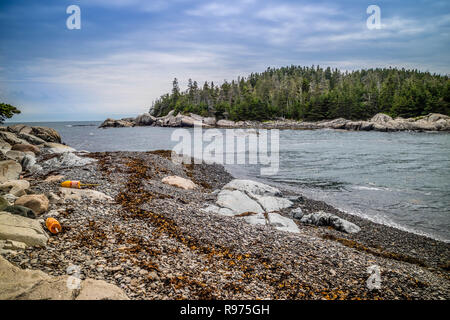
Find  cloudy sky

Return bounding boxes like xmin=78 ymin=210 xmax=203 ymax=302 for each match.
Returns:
xmin=0 ymin=0 xmax=449 ymax=122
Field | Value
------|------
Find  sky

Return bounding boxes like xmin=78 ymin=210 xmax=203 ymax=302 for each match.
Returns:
xmin=0 ymin=0 xmax=449 ymax=122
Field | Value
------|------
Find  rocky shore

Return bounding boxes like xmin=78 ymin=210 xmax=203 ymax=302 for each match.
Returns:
xmin=100 ymin=112 xmax=450 ymax=132
xmin=0 ymin=124 xmax=449 ymax=300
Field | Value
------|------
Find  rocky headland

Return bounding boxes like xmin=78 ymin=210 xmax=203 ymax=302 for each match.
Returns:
xmin=0 ymin=124 xmax=449 ymax=300
xmin=100 ymin=112 xmax=450 ymax=132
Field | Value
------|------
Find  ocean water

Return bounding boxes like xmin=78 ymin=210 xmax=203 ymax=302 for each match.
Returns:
xmin=8 ymin=121 xmax=450 ymax=242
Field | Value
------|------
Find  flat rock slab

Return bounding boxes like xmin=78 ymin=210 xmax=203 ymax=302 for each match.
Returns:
xmin=0 ymin=160 xmax=22 ymax=183
xmin=59 ymin=188 xmax=114 ymax=202
xmin=0 ymin=179 xmax=30 ymax=197
xmin=223 ymin=179 xmax=282 ymax=197
xmin=44 ymin=143 xmax=76 ymax=154
xmin=206 ymin=179 xmax=298 ymax=234
xmin=216 ymin=189 xmax=264 ymax=214
xmin=0 ymin=256 xmax=129 ymax=300
xmin=44 ymin=152 xmax=95 ymax=167
xmin=251 ymin=194 xmax=293 ymax=212
xmin=0 ymin=211 xmax=48 ymax=247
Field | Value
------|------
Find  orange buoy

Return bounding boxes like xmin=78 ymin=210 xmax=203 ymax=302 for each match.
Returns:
xmin=46 ymin=217 xmax=61 ymax=234
xmin=60 ymin=180 xmax=99 ymax=189
xmin=61 ymin=180 xmax=81 ymax=188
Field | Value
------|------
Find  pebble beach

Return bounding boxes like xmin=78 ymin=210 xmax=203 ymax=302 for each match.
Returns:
xmin=1 ymin=138 xmax=449 ymax=300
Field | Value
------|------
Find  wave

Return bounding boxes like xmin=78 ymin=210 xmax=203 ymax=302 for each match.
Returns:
xmin=352 ymin=185 xmax=388 ymax=191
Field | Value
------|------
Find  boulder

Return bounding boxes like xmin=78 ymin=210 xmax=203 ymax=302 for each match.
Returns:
xmin=15 ymin=194 xmax=49 ymax=215
xmin=17 ymin=133 xmax=46 ymax=146
xmin=5 ymin=150 xmax=29 ymax=162
xmin=7 ymin=124 xmax=33 ymax=135
xmin=12 ymin=143 xmax=40 ymax=154
xmin=435 ymin=118 xmax=449 ymax=131
xmin=370 ymin=113 xmax=393 ymax=124
xmin=0 ymin=196 xmax=9 ymax=210
xmin=164 ymin=113 xmax=182 ymax=127
xmin=44 ymin=152 xmax=96 ymax=168
xmin=0 ymin=138 xmax=11 ymax=153
xmin=411 ymin=119 xmax=437 ymax=131
xmin=359 ymin=121 xmax=374 ymax=131
xmin=0 ymin=180 xmax=30 ymax=197
xmin=223 ymin=179 xmax=282 ymax=197
xmin=267 ymin=212 xmax=300 ymax=233
xmin=59 ymin=188 xmax=113 ymax=202
xmin=3 ymin=205 xmax=36 ymax=219
xmin=216 ymin=189 xmax=264 ymax=214
xmin=320 ymin=118 xmax=348 ymax=129
xmin=21 ymin=154 xmax=41 ymax=173
xmin=427 ymin=113 xmax=449 ymax=123
xmin=161 ymin=176 xmax=197 ymax=190
xmin=0 ymin=239 xmax=27 ymax=251
xmin=250 ymin=194 xmax=293 ymax=212
xmin=189 ymin=113 xmax=204 ymax=121
xmin=3 ymin=194 xmax=17 ymax=204
xmin=0 ymin=255 xmax=51 ymax=299
xmin=291 ymin=207 xmax=304 ymax=219
xmin=216 ymin=119 xmax=236 ymax=127
xmin=44 ymin=142 xmax=76 ymax=154
xmin=135 ymin=113 xmax=156 ymax=126
xmin=99 ymin=118 xmax=134 ymax=128
xmin=180 ymin=115 xmax=197 ymax=127
xmin=0 ymin=131 xmax=29 ymax=145
xmin=0 ymin=211 xmax=48 ymax=246
xmin=30 ymin=126 xmax=61 ymax=143
xmin=298 ymin=211 xmax=361 ymax=234
xmin=75 ymin=279 xmax=130 ymax=300
xmin=213 ymin=179 xmax=292 ymax=214
xmin=0 ymin=256 xmax=129 ymax=300
xmin=236 ymin=212 xmax=300 ymax=233
xmin=0 ymin=160 xmax=22 ymax=183
xmin=202 ymin=204 xmax=235 ymax=216
xmin=203 ymin=117 xmax=217 ymax=126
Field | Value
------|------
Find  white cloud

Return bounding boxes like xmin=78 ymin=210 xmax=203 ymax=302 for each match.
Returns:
xmin=4 ymin=43 xmax=260 ymax=117
xmin=256 ymin=3 xmax=339 ymax=21
xmin=186 ymin=0 xmax=256 ymax=17
xmin=84 ymin=0 xmax=170 ymax=12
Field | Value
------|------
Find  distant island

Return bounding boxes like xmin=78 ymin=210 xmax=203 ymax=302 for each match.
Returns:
xmin=100 ymin=65 xmax=450 ymax=132
xmin=150 ymin=65 xmax=449 ymax=121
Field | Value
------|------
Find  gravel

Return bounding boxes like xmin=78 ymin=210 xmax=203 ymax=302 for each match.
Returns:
xmin=3 ymin=150 xmax=449 ymax=300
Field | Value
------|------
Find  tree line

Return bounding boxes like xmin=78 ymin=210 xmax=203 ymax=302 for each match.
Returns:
xmin=150 ymin=65 xmax=450 ymax=121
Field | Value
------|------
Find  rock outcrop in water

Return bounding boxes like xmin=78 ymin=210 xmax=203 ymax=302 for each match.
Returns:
xmin=99 ymin=112 xmax=450 ymax=131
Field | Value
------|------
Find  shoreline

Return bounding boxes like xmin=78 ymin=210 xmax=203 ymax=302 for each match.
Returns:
xmin=1 ymin=146 xmax=448 ymax=299
xmin=0 ymin=124 xmax=448 ymax=300
xmin=99 ymin=112 xmax=450 ymax=132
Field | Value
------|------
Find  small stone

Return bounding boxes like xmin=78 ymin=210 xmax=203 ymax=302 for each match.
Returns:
xmin=161 ymin=176 xmax=197 ymax=190
xmin=14 ymin=194 xmax=49 ymax=215
xmin=44 ymin=175 xmax=65 ymax=183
